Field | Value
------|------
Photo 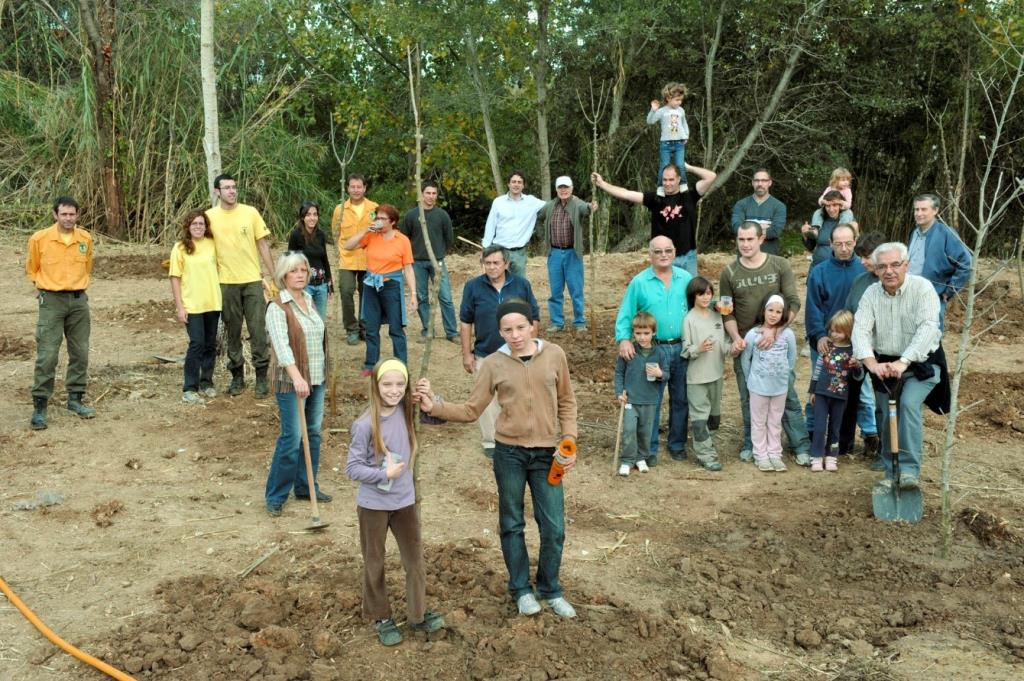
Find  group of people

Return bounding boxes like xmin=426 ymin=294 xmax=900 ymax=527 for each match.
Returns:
xmin=25 ymin=141 xmax=972 ymax=646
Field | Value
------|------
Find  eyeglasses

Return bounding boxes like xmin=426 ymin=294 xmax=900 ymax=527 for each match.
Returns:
xmin=651 ymin=248 xmax=675 ymax=255
xmin=874 ymin=261 xmax=906 ymax=273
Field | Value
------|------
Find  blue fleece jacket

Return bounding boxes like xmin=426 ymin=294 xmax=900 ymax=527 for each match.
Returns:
xmin=909 ymin=220 xmax=972 ymax=300
xmin=804 ymin=254 xmax=865 ymax=345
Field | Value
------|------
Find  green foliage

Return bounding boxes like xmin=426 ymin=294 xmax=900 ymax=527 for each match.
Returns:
xmin=0 ymin=0 xmax=1020 ymax=252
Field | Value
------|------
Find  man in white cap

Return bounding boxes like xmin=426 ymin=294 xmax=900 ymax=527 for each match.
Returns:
xmin=536 ymin=176 xmax=597 ymax=333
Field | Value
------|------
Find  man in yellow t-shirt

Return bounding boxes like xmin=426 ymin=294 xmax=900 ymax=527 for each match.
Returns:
xmin=206 ymin=173 xmax=276 ymax=397
xmin=331 ymin=174 xmax=378 ymax=345
xmin=25 ymin=196 xmax=96 ymax=429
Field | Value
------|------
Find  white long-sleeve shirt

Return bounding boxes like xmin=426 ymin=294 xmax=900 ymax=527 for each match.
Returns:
xmin=482 ymin=193 xmax=546 ymax=249
xmin=852 ymin=274 xmax=940 ymax=364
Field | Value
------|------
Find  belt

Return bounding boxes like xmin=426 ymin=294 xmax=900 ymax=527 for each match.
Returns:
xmin=506 ymin=246 xmax=526 ymax=251
xmin=551 ymin=245 xmax=573 ymax=250
xmin=656 ymin=338 xmax=682 ymax=345
xmin=42 ymin=289 xmax=85 ymax=297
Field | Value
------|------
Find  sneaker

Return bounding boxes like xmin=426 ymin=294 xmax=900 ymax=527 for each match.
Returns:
xmin=375 ymin=618 xmax=402 ymax=646
xmin=266 ymin=503 xmax=283 ymax=517
xmin=202 ymin=386 xmax=217 ymax=399
xmin=899 ymin=475 xmax=919 ymax=491
xmin=409 ymin=609 xmax=445 ymax=633
xmin=794 ymin=452 xmax=812 ymax=467
xmin=446 ymin=336 xmax=460 ymax=344
xmin=294 ymin=489 xmax=333 ymax=503
xmin=618 ymin=464 xmax=631 ymax=477
xmin=770 ymin=457 xmax=788 ymax=472
xmin=645 ymin=457 xmax=658 ymax=468
xmin=636 ymin=460 xmax=650 ymax=473
xmin=546 ymin=597 xmax=577 ymax=619
xmin=483 ymin=446 xmax=495 ymax=460
xmin=669 ymin=449 xmax=687 ymax=461
xmin=574 ymin=325 xmax=588 ymax=333
xmin=182 ymin=391 xmax=204 ymax=405
xmin=811 ymin=458 xmax=824 ymax=472
xmin=517 ymin=593 xmax=541 ymax=616
xmin=346 ymin=333 xmax=360 ymax=346
xmin=700 ymin=456 xmax=724 ymax=473
xmin=756 ymin=459 xmax=774 ymax=472
xmin=545 ymin=325 xmax=563 ymax=335
xmin=739 ymin=449 xmax=754 ymax=463
xmin=825 ymin=456 xmax=838 ymax=472
xmin=870 ymin=457 xmax=886 ymax=472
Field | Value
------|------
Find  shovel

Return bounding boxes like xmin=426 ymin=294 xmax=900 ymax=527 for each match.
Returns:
xmin=871 ymin=379 xmax=923 ymax=523
xmin=297 ymin=394 xmax=329 ymax=531
xmin=612 ymin=397 xmax=626 ymax=476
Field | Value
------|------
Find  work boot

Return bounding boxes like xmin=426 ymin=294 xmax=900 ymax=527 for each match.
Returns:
xmin=228 ymin=371 xmax=245 ymax=396
xmin=254 ymin=370 xmax=270 ymax=399
xmin=30 ymin=397 xmax=48 ymax=430
xmin=67 ymin=393 xmax=96 ymax=419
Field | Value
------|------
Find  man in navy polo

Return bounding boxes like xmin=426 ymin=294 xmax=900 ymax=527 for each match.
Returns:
xmin=459 ymin=245 xmax=541 ymax=458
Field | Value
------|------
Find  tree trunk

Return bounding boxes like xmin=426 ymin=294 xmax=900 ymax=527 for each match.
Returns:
xmin=597 ymin=43 xmax=627 ymax=253
xmin=200 ymin=0 xmax=222 ymax=207
xmin=707 ymin=0 xmax=824 ymax=194
xmin=532 ymin=0 xmax=552 ymax=201
xmin=78 ymin=0 xmax=124 ymax=237
xmin=464 ymin=29 xmax=503 ymax=196
xmin=702 ymin=1 xmax=726 ymax=168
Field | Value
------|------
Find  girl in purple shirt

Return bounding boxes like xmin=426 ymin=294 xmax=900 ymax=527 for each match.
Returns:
xmin=346 ymin=359 xmax=445 ymax=646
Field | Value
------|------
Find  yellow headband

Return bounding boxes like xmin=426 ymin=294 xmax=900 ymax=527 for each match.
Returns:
xmin=376 ymin=359 xmax=409 ymax=382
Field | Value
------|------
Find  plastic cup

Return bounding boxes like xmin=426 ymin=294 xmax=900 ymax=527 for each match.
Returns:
xmin=719 ymin=296 xmax=733 ymax=316
xmin=645 ymin=362 xmax=658 ymax=381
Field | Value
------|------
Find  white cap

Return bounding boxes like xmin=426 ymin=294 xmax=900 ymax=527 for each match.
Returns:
xmin=555 ymin=175 xmax=573 ymax=188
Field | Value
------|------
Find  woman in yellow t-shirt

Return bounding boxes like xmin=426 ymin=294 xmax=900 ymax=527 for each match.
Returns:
xmin=169 ymin=210 xmax=222 ymax=404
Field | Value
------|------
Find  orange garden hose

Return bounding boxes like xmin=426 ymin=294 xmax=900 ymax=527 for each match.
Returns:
xmin=0 ymin=575 xmax=136 ymax=681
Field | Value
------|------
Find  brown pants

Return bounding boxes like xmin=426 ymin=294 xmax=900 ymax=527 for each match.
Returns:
xmin=357 ymin=504 xmax=425 ymax=623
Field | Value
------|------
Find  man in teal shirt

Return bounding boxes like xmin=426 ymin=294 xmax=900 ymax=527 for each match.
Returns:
xmin=615 ymin=235 xmax=692 ymax=462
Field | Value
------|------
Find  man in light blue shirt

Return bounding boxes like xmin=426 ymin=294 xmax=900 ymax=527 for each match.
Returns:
xmin=906 ymin=193 xmax=972 ymax=330
xmin=615 ymin=235 xmax=692 ymax=463
xmin=482 ymin=170 xmax=546 ymax=278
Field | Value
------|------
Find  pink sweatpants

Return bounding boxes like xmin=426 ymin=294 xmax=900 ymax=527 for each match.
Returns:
xmin=750 ymin=392 xmax=786 ymax=463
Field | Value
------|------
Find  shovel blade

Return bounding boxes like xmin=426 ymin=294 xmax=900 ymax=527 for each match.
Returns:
xmin=872 ymin=482 xmax=923 ymax=523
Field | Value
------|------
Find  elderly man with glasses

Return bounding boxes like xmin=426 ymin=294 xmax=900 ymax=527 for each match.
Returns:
xmin=614 ymin=236 xmax=692 ymax=464
xmin=852 ymin=242 xmax=943 ymax=491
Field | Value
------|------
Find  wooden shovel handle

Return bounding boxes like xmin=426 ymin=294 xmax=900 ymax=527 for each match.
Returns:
xmin=888 ymin=400 xmax=899 ymax=460
xmin=296 ymin=394 xmax=320 ymax=518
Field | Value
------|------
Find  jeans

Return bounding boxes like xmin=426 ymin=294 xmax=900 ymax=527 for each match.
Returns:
xmin=338 ymin=269 xmax=365 ymax=335
xmin=873 ymin=366 xmax=939 ymax=481
xmin=858 ymin=379 xmax=877 ymax=436
xmin=305 ymin=282 xmax=329 ymax=320
xmin=361 ymin=278 xmax=407 ymax=370
xmin=32 ymin=290 xmax=90 ymax=399
xmin=547 ymin=248 xmax=586 ymax=328
xmin=619 ymin=403 xmax=656 ymax=467
xmin=265 ymin=384 xmax=325 ymax=506
xmin=658 ymin=139 xmax=686 ymax=185
xmin=183 ymin=310 xmax=219 ymax=392
xmin=506 ymin=247 xmax=528 ymax=278
xmin=493 ymin=442 xmax=565 ymax=600
xmin=805 ymin=348 xmax=820 ymax=434
xmin=733 ymin=355 xmax=810 ymax=454
xmin=650 ymin=345 xmax=688 ymax=455
xmin=412 ymin=260 xmax=458 ymax=338
xmin=810 ymin=395 xmax=845 ymax=457
xmin=673 ymin=250 xmax=698 ymax=278
xmin=220 ymin=282 xmax=269 ymax=375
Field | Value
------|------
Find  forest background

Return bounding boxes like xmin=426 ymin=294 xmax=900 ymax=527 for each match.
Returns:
xmin=1 ymin=0 xmax=1021 ymax=255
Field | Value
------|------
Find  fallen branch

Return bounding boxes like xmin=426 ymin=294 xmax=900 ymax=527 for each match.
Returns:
xmin=238 ymin=546 xmax=281 ymax=579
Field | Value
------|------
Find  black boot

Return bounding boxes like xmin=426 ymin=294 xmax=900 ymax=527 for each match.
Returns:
xmin=67 ymin=392 xmax=96 ymax=419
xmin=228 ymin=370 xmax=245 ymax=396
xmin=30 ymin=397 xmax=48 ymax=430
xmin=254 ymin=369 xmax=269 ymax=399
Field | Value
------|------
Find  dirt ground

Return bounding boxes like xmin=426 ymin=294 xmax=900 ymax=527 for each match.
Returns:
xmin=2 ymin=231 xmax=1023 ymax=681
